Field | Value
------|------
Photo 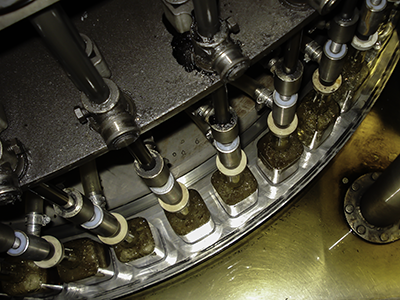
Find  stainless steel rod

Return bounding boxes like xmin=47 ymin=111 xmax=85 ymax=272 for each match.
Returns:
xmin=192 ymin=0 xmax=220 ymax=38
xmin=360 ymin=155 xmax=400 ymax=227
xmin=212 ymin=85 xmax=230 ymax=125
xmin=31 ymin=4 xmax=110 ymax=104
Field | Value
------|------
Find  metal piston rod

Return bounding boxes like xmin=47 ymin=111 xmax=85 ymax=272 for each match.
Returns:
xmin=360 ymin=155 xmax=400 ymax=228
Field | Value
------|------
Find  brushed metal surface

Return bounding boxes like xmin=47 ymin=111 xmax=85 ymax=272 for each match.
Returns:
xmin=127 ymin=49 xmax=400 ymax=300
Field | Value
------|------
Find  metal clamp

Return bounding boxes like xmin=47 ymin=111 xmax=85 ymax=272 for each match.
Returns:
xmin=192 ymin=21 xmax=249 ymax=81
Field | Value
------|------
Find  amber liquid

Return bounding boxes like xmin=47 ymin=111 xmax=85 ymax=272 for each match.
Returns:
xmin=297 ymin=88 xmax=340 ymax=149
xmin=333 ymin=49 xmax=369 ymax=113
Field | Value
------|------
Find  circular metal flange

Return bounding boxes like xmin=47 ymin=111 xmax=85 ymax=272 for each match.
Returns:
xmin=344 ymin=172 xmax=400 ymax=243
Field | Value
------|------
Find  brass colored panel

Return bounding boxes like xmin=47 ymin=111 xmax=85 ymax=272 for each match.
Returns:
xmin=128 ymin=68 xmax=400 ymax=299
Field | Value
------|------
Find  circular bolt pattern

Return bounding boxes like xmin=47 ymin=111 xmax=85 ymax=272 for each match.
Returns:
xmin=356 ymin=225 xmax=366 ymax=235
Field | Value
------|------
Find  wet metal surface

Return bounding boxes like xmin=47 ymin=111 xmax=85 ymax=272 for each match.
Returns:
xmin=128 ymin=57 xmax=400 ymax=300
xmin=0 ymin=0 xmax=315 ymax=187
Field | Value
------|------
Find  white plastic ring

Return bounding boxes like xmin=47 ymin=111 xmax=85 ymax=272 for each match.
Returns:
xmin=216 ymin=149 xmax=247 ymax=177
xmin=267 ymin=113 xmax=298 ymax=138
xmin=98 ymin=213 xmax=128 ymax=245
xmin=34 ymin=236 xmax=64 ymax=269
xmin=158 ymin=182 xmax=189 ymax=213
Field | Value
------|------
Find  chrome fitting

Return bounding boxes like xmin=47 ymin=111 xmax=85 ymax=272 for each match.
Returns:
xmin=192 ymin=20 xmax=249 ymax=81
xmin=162 ymin=0 xmax=193 ymax=33
xmin=303 ymin=40 xmax=322 ymax=63
xmin=272 ymin=91 xmax=298 ymax=128
xmin=358 ymin=0 xmax=388 ymax=38
xmin=7 ymin=230 xmax=53 ymax=262
xmin=134 ymin=149 xmax=184 ymax=207
xmin=207 ymin=107 xmax=239 ymax=144
xmin=0 ymin=138 xmax=27 ymax=205
xmin=25 ymin=212 xmax=51 ymax=236
xmin=79 ymin=78 xmax=140 ymax=150
xmin=133 ymin=149 xmax=170 ymax=188
xmin=53 ymin=188 xmax=94 ymax=224
xmin=215 ymin=137 xmax=242 ymax=170
xmin=271 ymin=58 xmax=304 ymax=97
xmin=319 ymin=40 xmax=348 ymax=86
xmin=254 ymin=87 xmax=274 ymax=110
xmin=81 ymin=204 xmax=121 ymax=238
xmin=328 ymin=9 xmax=360 ymax=44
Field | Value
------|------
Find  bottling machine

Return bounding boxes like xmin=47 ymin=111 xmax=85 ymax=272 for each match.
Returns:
xmin=0 ymin=0 xmax=399 ymax=298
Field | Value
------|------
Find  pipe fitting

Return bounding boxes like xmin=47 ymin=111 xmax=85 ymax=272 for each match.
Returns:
xmin=133 ymin=149 xmax=170 ymax=188
xmin=149 ymin=173 xmax=184 ymax=206
xmin=319 ymin=40 xmax=348 ymax=86
xmin=303 ymin=40 xmax=322 ymax=63
xmin=272 ymin=91 xmax=298 ymax=128
xmin=358 ymin=0 xmax=388 ymax=39
xmin=271 ymin=58 xmax=304 ymax=97
xmin=207 ymin=107 xmax=239 ymax=144
xmin=192 ymin=21 xmax=249 ymax=81
xmin=7 ymin=230 xmax=53 ymax=262
xmin=80 ymin=78 xmax=140 ymax=150
xmin=81 ymin=205 xmax=121 ymax=238
xmin=0 ymin=139 xmax=27 ymax=205
xmin=25 ymin=212 xmax=51 ymax=237
xmin=329 ymin=9 xmax=360 ymax=44
xmin=215 ymin=137 xmax=242 ymax=169
xmin=53 ymin=188 xmax=94 ymax=224
xmin=162 ymin=0 xmax=193 ymax=33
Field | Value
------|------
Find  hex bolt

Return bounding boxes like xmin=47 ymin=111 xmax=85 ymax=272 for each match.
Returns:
xmin=356 ymin=225 xmax=366 ymax=235
xmin=342 ymin=177 xmax=349 ymax=184
xmin=352 ymin=183 xmax=359 ymax=191
xmin=7 ymin=139 xmax=23 ymax=155
xmin=226 ymin=17 xmax=240 ymax=34
xmin=345 ymin=204 xmax=354 ymax=214
xmin=74 ymin=107 xmax=89 ymax=124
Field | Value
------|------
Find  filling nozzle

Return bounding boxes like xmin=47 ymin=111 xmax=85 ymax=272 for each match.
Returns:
xmin=1 ymin=223 xmax=64 ymax=269
xmin=31 ymin=183 xmax=129 ymax=246
xmin=130 ymin=138 xmax=189 ymax=215
xmin=357 ymin=0 xmax=388 ymax=41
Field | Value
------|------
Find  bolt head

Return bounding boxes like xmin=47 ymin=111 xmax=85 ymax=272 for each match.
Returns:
xmin=74 ymin=107 xmax=88 ymax=124
xmin=352 ymin=183 xmax=359 ymax=191
xmin=345 ymin=204 xmax=354 ymax=214
xmin=226 ymin=17 xmax=240 ymax=34
xmin=356 ymin=225 xmax=366 ymax=235
xmin=8 ymin=139 xmax=23 ymax=155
